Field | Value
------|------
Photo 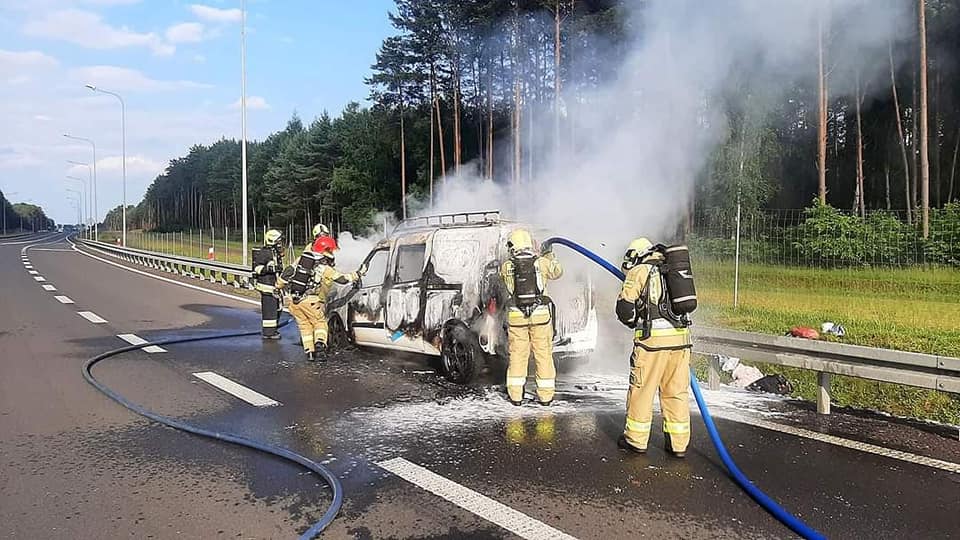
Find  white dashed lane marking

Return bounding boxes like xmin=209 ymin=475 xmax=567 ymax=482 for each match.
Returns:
xmin=117 ymin=334 xmax=167 ymax=354
xmin=377 ymin=457 xmax=579 ymax=540
xmin=53 ymin=295 xmax=74 ymax=304
xmin=192 ymin=372 xmax=280 ymax=407
xmin=28 ymin=270 xmax=38 ymax=275
xmin=77 ymin=311 xmax=108 ymax=324
xmin=41 ymin=284 xmax=56 ymax=291
xmin=33 ymin=276 xmax=46 ymax=282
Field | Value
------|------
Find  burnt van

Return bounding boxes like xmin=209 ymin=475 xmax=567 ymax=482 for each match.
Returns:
xmin=326 ymin=211 xmax=598 ymax=383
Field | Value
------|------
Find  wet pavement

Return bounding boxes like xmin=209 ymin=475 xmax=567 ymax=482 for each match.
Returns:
xmin=1 ymin=234 xmax=958 ymax=539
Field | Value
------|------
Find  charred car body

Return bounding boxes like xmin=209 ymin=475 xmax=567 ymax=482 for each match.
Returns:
xmin=326 ymin=211 xmax=598 ymax=383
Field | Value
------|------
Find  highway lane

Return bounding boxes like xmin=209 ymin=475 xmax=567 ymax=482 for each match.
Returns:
xmin=1 ymin=234 xmax=958 ymax=539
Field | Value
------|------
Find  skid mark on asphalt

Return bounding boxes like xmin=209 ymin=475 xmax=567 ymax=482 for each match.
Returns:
xmin=192 ymin=372 xmax=280 ymax=407
xmin=77 ymin=311 xmax=108 ymax=324
xmin=53 ymin=295 xmax=75 ymax=304
xmin=715 ymin=412 xmax=960 ymax=474
xmin=117 ymin=333 xmax=167 ymax=353
xmin=378 ymin=457 xmax=579 ymax=540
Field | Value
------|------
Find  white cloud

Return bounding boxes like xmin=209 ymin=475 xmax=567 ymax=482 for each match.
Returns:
xmin=95 ymin=154 xmax=165 ymax=176
xmin=0 ymin=49 xmax=59 ymax=70
xmin=70 ymin=65 xmax=211 ymax=92
xmin=165 ymin=22 xmax=206 ymax=44
xmin=189 ymin=4 xmax=241 ymax=23
xmin=193 ymin=54 xmax=207 ymax=63
xmin=33 ymin=114 xmax=51 ymax=121
xmin=230 ymin=96 xmax=269 ymax=110
xmin=23 ymin=9 xmax=175 ymax=56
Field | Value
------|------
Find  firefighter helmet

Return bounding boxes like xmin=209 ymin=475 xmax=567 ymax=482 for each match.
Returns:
xmin=506 ymin=229 xmax=534 ymax=255
xmin=312 ymin=223 xmax=330 ymax=238
xmin=312 ymin=235 xmax=338 ymax=255
xmin=622 ymin=237 xmax=655 ymax=270
xmin=264 ymin=229 xmax=283 ymax=246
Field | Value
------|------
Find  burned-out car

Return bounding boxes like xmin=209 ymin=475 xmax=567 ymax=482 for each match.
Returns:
xmin=325 ymin=211 xmax=598 ymax=383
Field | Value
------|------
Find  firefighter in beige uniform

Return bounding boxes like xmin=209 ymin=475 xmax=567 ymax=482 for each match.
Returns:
xmin=615 ymin=238 xmax=695 ymax=458
xmin=500 ymin=229 xmax=563 ymax=406
xmin=277 ymin=237 xmax=361 ymax=361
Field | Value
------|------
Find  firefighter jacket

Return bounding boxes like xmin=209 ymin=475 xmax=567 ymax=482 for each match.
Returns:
xmin=499 ymin=252 xmax=563 ymax=327
xmin=277 ymin=263 xmax=357 ymax=303
xmin=252 ymin=248 xmax=283 ymax=295
xmin=616 ymin=260 xmax=691 ymax=351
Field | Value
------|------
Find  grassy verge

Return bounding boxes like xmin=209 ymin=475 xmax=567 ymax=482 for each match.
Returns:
xmin=97 ymin=230 xmax=250 ymax=266
xmin=695 ymin=261 xmax=960 ymax=424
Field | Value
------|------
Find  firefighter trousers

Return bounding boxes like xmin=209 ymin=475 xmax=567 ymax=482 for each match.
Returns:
xmin=285 ymin=296 xmax=327 ymax=352
xmin=623 ymin=346 xmax=691 ymax=452
xmin=506 ymin=323 xmax=556 ymax=403
xmin=260 ymin=292 xmax=280 ymax=337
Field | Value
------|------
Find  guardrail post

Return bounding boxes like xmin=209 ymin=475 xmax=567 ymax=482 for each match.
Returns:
xmin=708 ymin=356 xmax=721 ymax=391
xmin=817 ymin=372 xmax=832 ymax=414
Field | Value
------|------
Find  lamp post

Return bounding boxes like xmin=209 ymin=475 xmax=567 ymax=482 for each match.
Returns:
xmin=240 ymin=0 xmax=249 ymax=267
xmin=66 ymin=175 xmax=88 ymax=238
xmin=85 ymin=85 xmax=126 ymax=247
xmin=66 ymin=189 xmax=82 ymax=228
xmin=63 ymin=134 xmax=98 ymax=240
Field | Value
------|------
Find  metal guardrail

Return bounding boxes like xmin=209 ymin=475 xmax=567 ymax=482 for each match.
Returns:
xmin=693 ymin=326 xmax=960 ymax=414
xmin=77 ymin=239 xmax=255 ymax=290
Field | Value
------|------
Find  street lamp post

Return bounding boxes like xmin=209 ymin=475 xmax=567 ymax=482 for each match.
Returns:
xmin=66 ymin=160 xmax=94 ymax=238
xmin=63 ymin=134 xmax=98 ymax=241
xmin=66 ymin=175 xmax=88 ymax=237
xmin=240 ymin=0 xmax=249 ymax=267
xmin=66 ymin=189 xmax=82 ymax=228
xmin=85 ymin=85 xmax=126 ymax=247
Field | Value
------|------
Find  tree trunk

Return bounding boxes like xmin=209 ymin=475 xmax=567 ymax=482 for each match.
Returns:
xmin=554 ymin=0 xmax=562 ymax=155
xmin=486 ymin=64 xmax=494 ymax=180
xmin=949 ymin=126 xmax=959 ymax=202
xmin=512 ymin=0 xmax=522 ymax=205
xmin=453 ymin=59 xmax=462 ymax=176
xmin=889 ymin=42 xmax=912 ymax=223
xmin=855 ymin=71 xmax=866 ymax=218
xmin=885 ymin=164 xmax=892 ymax=210
xmin=430 ymin=88 xmax=435 ymax=206
xmin=912 ymin=67 xmax=919 ymax=211
xmin=919 ymin=0 xmax=930 ymax=238
xmin=400 ymin=83 xmax=407 ymax=220
xmin=817 ymin=9 xmax=828 ymax=204
xmin=432 ymin=64 xmax=446 ymax=183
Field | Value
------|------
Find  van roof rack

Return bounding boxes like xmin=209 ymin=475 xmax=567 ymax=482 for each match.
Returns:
xmin=392 ymin=210 xmax=502 ymax=233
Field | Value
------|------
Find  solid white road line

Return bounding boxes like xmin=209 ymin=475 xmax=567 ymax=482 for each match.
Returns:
xmin=41 ymin=284 xmax=56 ymax=291
xmin=192 ymin=372 xmax=280 ymax=407
xmin=53 ymin=295 xmax=74 ymax=304
xmin=28 ymin=270 xmax=38 ymax=275
xmin=77 ymin=311 xmax=108 ymax=324
xmin=69 ymin=240 xmax=259 ymax=307
xmin=117 ymin=333 xmax=167 ymax=354
xmin=715 ymin=411 xmax=960 ymax=474
xmin=377 ymin=457 xmax=578 ymax=540
xmin=33 ymin=276 xmax=46 ymax=282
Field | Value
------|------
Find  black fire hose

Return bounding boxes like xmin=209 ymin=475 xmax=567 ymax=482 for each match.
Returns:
xmin=82 ymin=321 xmax=343 ymax=539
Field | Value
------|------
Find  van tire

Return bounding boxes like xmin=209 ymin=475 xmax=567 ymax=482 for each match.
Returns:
xmin=328 ymin=314 xmax=350 ymax=350
xmin=441 ymin=324 xmax=478 ymax=384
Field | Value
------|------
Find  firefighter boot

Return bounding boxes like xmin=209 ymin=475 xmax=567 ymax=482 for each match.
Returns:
xmin=314 ymin=342 xmax=328 ymax=362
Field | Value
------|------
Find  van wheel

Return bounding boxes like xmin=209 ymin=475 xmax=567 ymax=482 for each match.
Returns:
xmin=441 ymin=327 xmax=477 ymax=384
xmin=328 ymin=315 xmax=350 ymax=350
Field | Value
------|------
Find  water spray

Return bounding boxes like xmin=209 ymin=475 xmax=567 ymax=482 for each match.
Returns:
xmin=542 ymin=236 xmax=824 ymax=540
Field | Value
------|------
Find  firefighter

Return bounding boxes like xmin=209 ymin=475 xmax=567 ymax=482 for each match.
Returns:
xmin=615 ymin=237 xmax=692 ymax=458
xmin=500 ymin=229 xmax=563 ymax=406
xmin=278 ymin=236 xmax=362 ymax=361
xmin=308 ymin=223 xmax=331 ymax=252
xmin=251 ymin=229 xmax=284 ymax=340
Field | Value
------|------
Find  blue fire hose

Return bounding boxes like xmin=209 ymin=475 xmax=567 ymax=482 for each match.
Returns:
xmin=543 ymin=237 xmax=824 ymax=540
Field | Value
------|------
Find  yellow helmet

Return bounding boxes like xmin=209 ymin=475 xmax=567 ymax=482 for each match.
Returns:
xmin=264 ymin=229 xmax=283 ymax=246
xmin=622 ymin=237 xmax=655 ymax=270
xmin=507 ymin=229 xmax=534 ymax=254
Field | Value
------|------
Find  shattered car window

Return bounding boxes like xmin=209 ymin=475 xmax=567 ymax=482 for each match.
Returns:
xmin=363 ymin=250 xmax=389 ymax=288
xmin=395 ymin=244 xmax=425 ymax=283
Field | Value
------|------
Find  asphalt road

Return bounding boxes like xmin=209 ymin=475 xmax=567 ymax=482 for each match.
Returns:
xmin=1 ymin=233 xmax=958 ymax=539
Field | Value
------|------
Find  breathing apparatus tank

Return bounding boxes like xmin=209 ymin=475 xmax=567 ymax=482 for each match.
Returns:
xmin=661 ymin=245 xmax=697 ymax=315
xmin=511 ymin=251 xmax=543 ymax=317
xmin=283 ymin=251 xmax=319 ymax=302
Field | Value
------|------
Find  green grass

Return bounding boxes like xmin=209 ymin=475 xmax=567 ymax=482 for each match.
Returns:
xmin=98 ymin=230 xmax=250 ymax=266
xmin=696 ymin=261 xmax=960 ymax=424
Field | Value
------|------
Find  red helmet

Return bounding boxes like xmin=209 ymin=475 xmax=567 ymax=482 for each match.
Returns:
xmin=312 ymin=235 xmax=338 ymax=255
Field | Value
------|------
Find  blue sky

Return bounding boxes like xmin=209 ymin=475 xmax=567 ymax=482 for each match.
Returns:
xmin=0 ymin=0 xmax=395 ymax=225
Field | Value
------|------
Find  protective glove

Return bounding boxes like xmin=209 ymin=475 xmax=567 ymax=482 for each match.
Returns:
xmin=357 ymin=262 xmax=368 ymax=277
xmin=541 ymin=242 xmax=553 ymax=256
